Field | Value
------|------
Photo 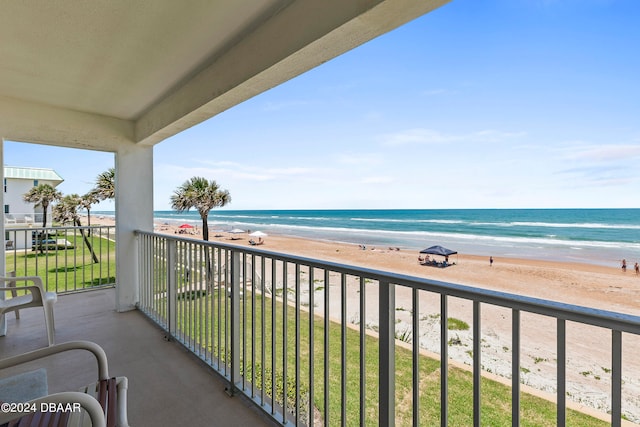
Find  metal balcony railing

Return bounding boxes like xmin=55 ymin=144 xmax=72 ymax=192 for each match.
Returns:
xmin=135 ymin=231 xmax=640 ymax=427
xmin=5 ymin=226 xmax=116 ymax=293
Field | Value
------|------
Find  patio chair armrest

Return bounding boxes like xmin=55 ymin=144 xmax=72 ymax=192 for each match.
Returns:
xmin=81 ymin=376 xmax=130 ymax=427
xmin=0 ymin=285 xmax=42 ymax=296
xmin=0 ymin=341 xmax=110 ymax=381
xmin=0 ymin=276 xmax=50 ymax=298
xmin=0 ymin=285 xmax=57 ymax=306
xmin=0 ymin=275 xmax=45 ymax=288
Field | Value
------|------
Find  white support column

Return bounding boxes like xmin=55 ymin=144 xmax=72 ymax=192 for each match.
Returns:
xmin=0 ymin=139 xmax=5 ymax=276
xmin=115 ymin=144 xmax=153 ymax=312
xmin=0 ymin=138 xmax=6 ymax=336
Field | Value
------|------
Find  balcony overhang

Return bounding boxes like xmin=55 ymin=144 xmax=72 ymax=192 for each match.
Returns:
xmin=0 ymin=0 xmax=449 ymax=151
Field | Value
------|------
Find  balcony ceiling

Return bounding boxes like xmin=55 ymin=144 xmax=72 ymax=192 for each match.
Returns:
xmin=0 ymin=0 xmax=448 ymax=151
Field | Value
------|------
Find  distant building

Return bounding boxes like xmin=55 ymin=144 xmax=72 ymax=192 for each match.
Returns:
xmin=4 ymin=166 xmax=64 ymax=249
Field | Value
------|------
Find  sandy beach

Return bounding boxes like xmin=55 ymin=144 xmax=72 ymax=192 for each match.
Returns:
xmin=93 ymin=216 xmax=640 ymax=423
xmin=150 ymin=220 xmax=638 ymax=313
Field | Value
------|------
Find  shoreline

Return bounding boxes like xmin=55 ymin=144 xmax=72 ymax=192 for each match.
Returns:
xmin=89 ymin=215 xmax=637 ymax=312
xmin=96 ymin=210 xmax=640 ymax=269
xmin=93 ymin=213 xmax=630 ymax=273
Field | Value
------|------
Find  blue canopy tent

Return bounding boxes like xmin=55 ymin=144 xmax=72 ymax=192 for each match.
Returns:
xmin=419 ymin=245 xmax=457 ymax=257
xmin=419 ymin=245 xmax=457 ymax=267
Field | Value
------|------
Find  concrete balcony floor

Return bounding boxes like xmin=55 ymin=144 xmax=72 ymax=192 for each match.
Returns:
xmin=0 ymin=288 xmax=277 ymax=427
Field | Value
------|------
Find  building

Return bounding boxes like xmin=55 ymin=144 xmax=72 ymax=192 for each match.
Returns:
xmin=3 ymin=166 xmax=64 ymax=224
xmin=3 ymin=166 xmax=64 ymax=249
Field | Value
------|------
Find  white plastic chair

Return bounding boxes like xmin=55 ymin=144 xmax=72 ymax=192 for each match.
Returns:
xmin=0 ymin=341 xmax=129 ymax=426
xmin=0 ymin=275 xmax=57 ymax=345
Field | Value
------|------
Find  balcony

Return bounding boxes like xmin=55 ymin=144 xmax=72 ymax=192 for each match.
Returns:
xmin=2 ymin=231 xmax=640 ymax=426
xmin=0 ymin=287 xmax=277 ymax=426
xmin=4 ymin=213 xmax=41 ymax=226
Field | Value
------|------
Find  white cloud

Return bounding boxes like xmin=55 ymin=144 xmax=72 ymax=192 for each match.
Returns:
xmin=263 ymin=167 xmax=316 ymax=176
xmin=380 ymin=128 xmax=525 ymax=146
xmin=335 ymin=153 xmax=383 ymax=166
xmin=157 ymin=163 xmax=271 ymax=182
xmin=360 ymin=176 xmax=394 ymax=184
xmin=564 ymin=144 xmax=640 ymax=162
xmin=161 ymin=161 xmax=331 ymax=183
xmin=261 ymin=100 xmax=311 ymax=112
xmin=381 ymin=129 xmax=455 ymax=146
xmin=473 ymin=129 xmax=527 ymax=142
xmin=198 ymin=160 xmax=242 ymax=168
xmin=552 ymin=143 xmax=640 ymax=188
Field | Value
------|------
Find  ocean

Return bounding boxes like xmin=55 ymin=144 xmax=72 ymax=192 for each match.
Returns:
xmin=126 ymin=208 xmax=640 ymax=267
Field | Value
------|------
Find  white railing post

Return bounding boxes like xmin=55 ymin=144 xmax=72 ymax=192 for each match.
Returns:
xmin=167 ymin=239 xmax=177 ymax=337
xmin=473 ymin=301 xmax=481 ymax=427
xmin=612 ymin=330 xmax=622 ymax=427
xmin=136 ymin=233 xmax=144 ymax=309
xmin=379 ymin=280 xmax=396 ymax=425
xmin=512 ymin=309 xmax=521 ymax=427
xmin=228 ymin=250 xmax=241 ymax=395
xmin=557 ymin=319 xmax=566 ymax=427
xmin=441 ymin=295 xmax=448 ymax=427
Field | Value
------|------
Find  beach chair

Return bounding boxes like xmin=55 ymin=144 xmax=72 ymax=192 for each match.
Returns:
xmin=0 ymin=340 xmax=129 ymax=427
xmin=0 ymin=275 xmax=57 ymax=346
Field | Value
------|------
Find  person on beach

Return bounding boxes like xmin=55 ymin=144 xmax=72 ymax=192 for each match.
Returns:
xmin=635 ymin=262 xmax=639 ymax=275
xmin=490 ymin=256 xmax=494 ymax=267
xmin=622 ymin=259 xmax=627 ymax=272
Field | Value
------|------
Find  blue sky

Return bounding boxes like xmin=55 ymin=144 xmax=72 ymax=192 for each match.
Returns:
xmin=5 ymin=0 xmax=640 ymax=211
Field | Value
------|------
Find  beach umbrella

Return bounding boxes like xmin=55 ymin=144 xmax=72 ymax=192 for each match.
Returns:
xmin=178 ymin=223 xmax=194 ymax=229
xmin=249 ymin=231 xmax=268 ymax=237
xmin=228 ymin=228 xmax=245 ymax=240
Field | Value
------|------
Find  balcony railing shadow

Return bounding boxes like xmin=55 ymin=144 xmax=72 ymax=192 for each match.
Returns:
xmin=0 ymin=288 xmax=277 ymax=427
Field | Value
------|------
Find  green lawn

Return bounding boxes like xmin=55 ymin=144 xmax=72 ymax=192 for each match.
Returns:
xmin=5 ymin=232 xmax=116 ymax=293
xmin=174 ymin=290 xmax=609 ymax=427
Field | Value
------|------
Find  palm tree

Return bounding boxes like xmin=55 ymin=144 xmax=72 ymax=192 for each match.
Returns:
xmin=171 ymin=177 xmax=230 ymax=294
xmin=80 ymin=191 xmax=100 ymax=235
xmin=53 ymin=194 xmax=99 ymax=263
xmin=93 ymin=168 xmax=115 ymax=201
xmin=170 ymin=177 xmax=231 ymax=241
xmin=22 ymin=184 xmax=61 ymax=228
xmin=52 ymin=194 xmax=82 ymax=226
